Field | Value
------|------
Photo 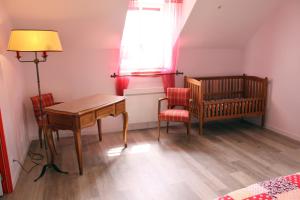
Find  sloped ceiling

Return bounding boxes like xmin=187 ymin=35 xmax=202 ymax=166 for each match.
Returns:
xmin=2 ymin=0 xmax=129 ymax=49
xmin=3 ymin=0 xmax=284 ymax=50
xmin=180 ymin=0 xmax=283 ymax=48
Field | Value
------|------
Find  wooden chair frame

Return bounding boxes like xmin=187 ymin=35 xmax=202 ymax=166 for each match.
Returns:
xmin=158 ymin=97 xmax=193 ymax=141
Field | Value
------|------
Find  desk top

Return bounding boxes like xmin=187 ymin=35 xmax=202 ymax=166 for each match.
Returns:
xmin=45 ymin=94 xmax=125 ymax=116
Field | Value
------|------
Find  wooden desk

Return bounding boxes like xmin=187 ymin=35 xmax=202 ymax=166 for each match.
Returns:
xmin=44 ymin=94 xmax=128 ymax=175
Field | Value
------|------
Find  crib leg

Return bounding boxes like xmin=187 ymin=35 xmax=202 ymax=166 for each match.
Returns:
xmin=261 ymin=115 xmax=265 ymax=128
xmin=166 ymin=121 xmax=169 ymax=133
xmin=240 ymin=117 xmax=245 ymax=123
xmin=185 ymin=122 xmax=191 ymax=136
xmin=199 ymin=120 xmax=203 ymax=135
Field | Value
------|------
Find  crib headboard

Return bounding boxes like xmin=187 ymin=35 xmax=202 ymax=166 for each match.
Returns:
xmin=184 ymin=76 xmax=203 ymax=118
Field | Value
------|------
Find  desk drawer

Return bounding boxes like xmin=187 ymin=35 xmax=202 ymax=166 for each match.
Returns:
xmin=47 ymin=113 xmax=74 ymax=129
xmin=96 ymin=105 xmax=115 ymax=118
xmin=80 ymin=112 xmax=95 ymax=128
xmin=115 ymin=100 xmax=125 ymax=115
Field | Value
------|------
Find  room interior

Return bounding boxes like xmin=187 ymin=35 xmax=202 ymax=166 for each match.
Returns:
xmin=0 ymin=0 xmax=300 ymax=199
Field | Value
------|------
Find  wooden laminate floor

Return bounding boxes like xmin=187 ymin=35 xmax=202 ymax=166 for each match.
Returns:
xmin=5 ymin=120 xmax=300 ymax=200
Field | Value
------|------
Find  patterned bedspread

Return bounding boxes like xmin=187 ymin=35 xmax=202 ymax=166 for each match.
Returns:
xmin=218 ymin=173 xmax=300 ymax=200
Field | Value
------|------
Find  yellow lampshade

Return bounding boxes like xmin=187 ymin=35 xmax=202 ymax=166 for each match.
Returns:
xmin=7 ymin=29 xmax=63 ymax=52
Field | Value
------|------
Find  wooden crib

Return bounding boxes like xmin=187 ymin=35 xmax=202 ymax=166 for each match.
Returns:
xmin=184 ymin=75 xmax=268 ymax=135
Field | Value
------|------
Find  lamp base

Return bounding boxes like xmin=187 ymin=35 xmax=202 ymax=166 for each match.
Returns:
xmin=34 ymin=163 xmax=68 ymax=182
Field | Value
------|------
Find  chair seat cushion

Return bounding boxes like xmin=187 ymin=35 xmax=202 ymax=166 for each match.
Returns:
xmin=159 ymin=109 xmax=189 ymax=122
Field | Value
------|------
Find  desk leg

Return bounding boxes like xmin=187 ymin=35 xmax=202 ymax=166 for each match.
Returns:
xmin=97 ymin=119 xmax=102 ymax=141
xmin=73 ymin=129 xmax=83 ymax=175
xmin=122 ymin=112 xmax=128 ymax=148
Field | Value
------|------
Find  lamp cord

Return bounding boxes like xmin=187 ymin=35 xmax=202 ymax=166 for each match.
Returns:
xmin=13 ymin=149 xmax=44 ymax=174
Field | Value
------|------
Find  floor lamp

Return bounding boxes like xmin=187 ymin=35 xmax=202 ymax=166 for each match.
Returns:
xmin=7 ymin=29 xmax=68 ymax=181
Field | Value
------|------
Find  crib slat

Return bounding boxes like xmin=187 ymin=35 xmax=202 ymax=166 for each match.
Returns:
xmin=219 ymin=79 xmax=221 ymax=99
xmin=234 ymin=78 xmax=237 ymax=97
xmin=232 ymin=101 xmax=235 ymax=116
xmin=229 ymin=79 xmax=233 ymax=98
xmin=259 ymin=99 xmax=262 ymax=112
xmin=221 ymin=79 xmax=224 ymax=99
xmin=259 ymin=99 xmax=262 ymax=113
xmin=253 ymin=81 xmax=256 ymax=97
xmin=227 ymin=79 xmax=229 ymax=98
xmin=252 ymin=80 xmax=255 ymax=97
xmin=240 ymin=78 xmax=243 ymax=98
xmin=220 ymin=103 xmax=224 ymax=116
xmin=248 ymin=80 xmax=251 ymax=97
xmin=259 ymin=82 xmax=263 ymax=98
xmin=244 ymin=79 xmax=248 ymax=98
xmin=232 ymin=78 xmax=234 ymax=98
xmin=241 ymin=100 xmax=245 ymax=114
xmin=207 ymin=80 xmax=211 ymax=100
xmin=234 ymin=101 xmax=237 ymax=115
xmin=225 ymin=78 xmax=228 ymax=99
xmin=207 ymin=80 xmax=210 ymax=100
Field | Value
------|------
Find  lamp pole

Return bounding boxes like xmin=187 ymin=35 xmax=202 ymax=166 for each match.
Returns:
xmin=34 ymin=52 xmax=43 ymax=122
xmin=16 ymin=51 xmax=68 ymax=181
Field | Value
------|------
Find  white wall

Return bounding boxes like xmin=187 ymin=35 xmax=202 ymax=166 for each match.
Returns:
xmin=244 ymin=0 xmax=300 ymax=140
xmin=176 ymin=47 xmax=244 ymax=86
xmin=0 ymin=3 xmax=30 ymax=187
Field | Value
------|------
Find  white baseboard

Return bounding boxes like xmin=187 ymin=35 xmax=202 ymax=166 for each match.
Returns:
xmin=265 ymin=124 xmax=300 ymax=142
xmin=128 ymin=121 xmax=171 ymax=130
xmin=243 ymin=117 xmax=300 ymax=142
xmin=12 ymin=140 xmax=30 ymax=188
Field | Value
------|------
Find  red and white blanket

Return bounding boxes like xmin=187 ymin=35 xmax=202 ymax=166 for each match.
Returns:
xmin=218 ymin=173 xmax=300 ymax=200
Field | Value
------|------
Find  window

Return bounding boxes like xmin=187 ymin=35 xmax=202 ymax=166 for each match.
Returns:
xmin=116 ymin=0 xmax=183 ymax=96
xmin=119 ymin=0 xmax=181 ymax=75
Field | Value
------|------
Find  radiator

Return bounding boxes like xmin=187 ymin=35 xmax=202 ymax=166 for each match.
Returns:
xmin=124 ymin=87 xmax=166 ymax=129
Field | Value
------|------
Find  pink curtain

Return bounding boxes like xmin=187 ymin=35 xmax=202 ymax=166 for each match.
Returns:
xmin=116 ymin=77 xmax=129 ymax=96
xmin=161 ymin=1 xmax=182 ymax=93
xmin=162 ymin=39 xmax=180 ymax=93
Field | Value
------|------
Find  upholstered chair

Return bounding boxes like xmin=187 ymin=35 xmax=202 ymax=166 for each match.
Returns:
xmin=157 ymin=88 xmax=192 ymax=141
xmin=31 ymin=93 xmax=60 ymax=148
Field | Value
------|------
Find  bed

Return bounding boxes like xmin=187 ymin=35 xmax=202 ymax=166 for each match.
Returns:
xmin=217 ymin=172 xmax=300 ymax=200
xmin=184 ymin=75 xmax=268 ymax=134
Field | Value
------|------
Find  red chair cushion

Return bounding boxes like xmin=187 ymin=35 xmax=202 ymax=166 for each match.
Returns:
xmin=167 ymin=88 xmax=190 ymax=107
xmin=159 ymin=109 xmax=189 ymax=122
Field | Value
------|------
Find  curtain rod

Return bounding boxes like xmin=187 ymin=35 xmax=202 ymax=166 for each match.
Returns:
xmin=110 ymin=70 xmax=183 ymax=78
